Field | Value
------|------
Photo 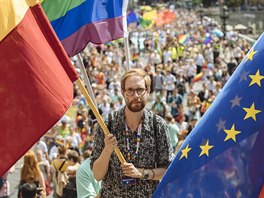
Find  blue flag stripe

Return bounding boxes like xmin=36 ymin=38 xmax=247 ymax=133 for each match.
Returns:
xmin=50 ymin=0 xmax=123 ymax=41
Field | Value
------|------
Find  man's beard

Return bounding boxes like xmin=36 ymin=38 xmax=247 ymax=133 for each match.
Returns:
xmin=127 ymin=99 xmax=146 ymax=112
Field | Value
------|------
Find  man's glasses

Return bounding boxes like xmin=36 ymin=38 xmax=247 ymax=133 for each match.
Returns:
xmin=124 ymin=88 xmax=147 ymax=96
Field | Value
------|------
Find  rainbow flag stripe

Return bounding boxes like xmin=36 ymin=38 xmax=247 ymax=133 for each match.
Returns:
xmin=42 ymin=0 xmax=128 ymax=56
xmin=178 ymin=34 xmax=189 ymax=45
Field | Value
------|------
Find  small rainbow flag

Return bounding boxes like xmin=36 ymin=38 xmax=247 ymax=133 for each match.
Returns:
xmin=192 ymin=72 xmax=204 ymax=83
xmin=203 ymin=36 xmax=212 ymax=45
xmin=178 ymin=34 xmax=189 ymax=45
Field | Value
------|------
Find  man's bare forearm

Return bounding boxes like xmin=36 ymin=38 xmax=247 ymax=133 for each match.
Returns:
xmin=92 ymin=148 xmax=112 ymax=181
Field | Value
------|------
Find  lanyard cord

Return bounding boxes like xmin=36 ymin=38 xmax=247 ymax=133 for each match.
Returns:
xmin=124 ymin=122 xmax=142 ymax=161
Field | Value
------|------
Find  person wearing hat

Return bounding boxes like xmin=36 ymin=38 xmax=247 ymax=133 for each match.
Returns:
xmin=58 ymin=116 xmax=70 ymax=138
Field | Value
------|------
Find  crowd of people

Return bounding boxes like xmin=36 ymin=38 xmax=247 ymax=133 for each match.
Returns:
xmin=0 ymin=5 xmax=254 ymax=198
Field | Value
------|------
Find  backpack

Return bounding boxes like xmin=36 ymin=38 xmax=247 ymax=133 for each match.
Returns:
xmin=53 ymin=159 xmax=68 ymax=196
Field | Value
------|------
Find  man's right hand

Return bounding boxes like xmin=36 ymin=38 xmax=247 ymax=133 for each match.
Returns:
xmin=103 ymin=134 xmax=117 ymax=154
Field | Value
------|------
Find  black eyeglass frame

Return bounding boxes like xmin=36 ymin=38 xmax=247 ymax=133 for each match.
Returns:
xmin=123 ymin=88 xmax=148 ymax=96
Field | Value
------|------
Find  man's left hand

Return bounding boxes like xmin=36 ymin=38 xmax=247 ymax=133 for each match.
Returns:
xmin=121 ymin=163 xmax=143 ymax=178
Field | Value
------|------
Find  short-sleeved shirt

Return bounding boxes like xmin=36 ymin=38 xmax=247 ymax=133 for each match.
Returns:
xmin=76 ymin=158 xmax=101 ymax=198
xmin=90 ymin=107 xmax=173 ymax=197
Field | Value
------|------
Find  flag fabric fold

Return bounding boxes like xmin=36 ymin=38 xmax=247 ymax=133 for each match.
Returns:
xmin=0 ymin=0 xmax=78 ymax=176
xmin=41 ymin=0 xmax=128 ymax=57
xmin=154 ymin=33 xmax=264 ymax=197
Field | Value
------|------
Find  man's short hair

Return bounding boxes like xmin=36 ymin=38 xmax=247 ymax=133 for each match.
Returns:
xmin=121 ymin=68 xmax=151 ymax=91
xmin=20 ymin=183 xmax=37 ymax=198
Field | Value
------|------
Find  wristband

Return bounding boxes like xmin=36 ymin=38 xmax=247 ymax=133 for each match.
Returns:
xmin=150 ymin=169 xmax=155 ymax=180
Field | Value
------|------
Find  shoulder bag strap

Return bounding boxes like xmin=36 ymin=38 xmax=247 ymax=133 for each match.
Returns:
xmin=108 ymin=113 xmax=112 ymax=133
xmin=58 ymin=159 xmax=67 ymax=172
xmin=153 ymin=114 xmax=158 ymax=168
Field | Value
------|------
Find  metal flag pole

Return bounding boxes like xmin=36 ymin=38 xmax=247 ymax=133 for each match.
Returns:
xmin=76 ymin=53 xmax=98 ymax=108
xmin=123 ymin=0 xmax=130 ymax=70
xmin=124 ymin=35 xmax=131 ymax=70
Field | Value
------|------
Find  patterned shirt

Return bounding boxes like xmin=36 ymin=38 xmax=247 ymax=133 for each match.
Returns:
xmin=91 ymin=107 xmax=173 ymax=197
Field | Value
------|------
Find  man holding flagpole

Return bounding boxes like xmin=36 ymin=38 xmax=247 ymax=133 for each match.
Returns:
xmin=91 ymin=69 xmax=173 ymax=197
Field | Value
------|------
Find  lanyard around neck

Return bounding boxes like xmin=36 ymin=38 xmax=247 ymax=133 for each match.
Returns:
xmin=124 ymin=122 xmax=142 ymax=161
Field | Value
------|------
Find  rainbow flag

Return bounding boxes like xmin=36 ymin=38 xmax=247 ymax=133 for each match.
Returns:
xmin=192 ymin=72 xmax=203 ymax=83
xmin=204 ymin=35 xmax=212 ymax=45
xmin=41 ymin=0 xmax=128 ymax=57
xmin=0 ymin=0 xmax=78 ymax=176
xmin=178 ymin=34 xmax=189 ymax=45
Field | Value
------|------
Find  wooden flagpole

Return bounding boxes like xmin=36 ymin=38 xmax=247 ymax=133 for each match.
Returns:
xmin=76 ymin=78 xmax=126 ymax=164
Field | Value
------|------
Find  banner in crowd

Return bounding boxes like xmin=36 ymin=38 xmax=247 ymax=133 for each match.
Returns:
xmin=0 ymin=0 xmax=78 ymax=176
xmin=154 ymin=33 xmax=264 ymax=197
xmin=41 ymin=0 xmax=128 ymax=57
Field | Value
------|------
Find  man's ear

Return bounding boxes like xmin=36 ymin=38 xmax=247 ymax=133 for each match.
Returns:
xmin=121 ymin=89 xmax=125 ymax=97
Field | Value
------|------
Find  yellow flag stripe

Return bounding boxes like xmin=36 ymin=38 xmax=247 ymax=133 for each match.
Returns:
xmin=142 ymin=9 xmax=157 ymax=20
xmin=0 ymin=0 xmax=41 ymax=41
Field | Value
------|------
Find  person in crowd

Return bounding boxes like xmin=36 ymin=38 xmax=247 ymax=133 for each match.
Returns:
xmin=58 ymin=116 xmax=71 ymax=138
xmin=18 ymin=150 xmax=46 ymax=198
xmin=0 ymin=166 xmax=15 ymax=198
xmin=165 ymin=114 xmax=180 ymax=152
xmin=168 ymin=88 xmax=183 ymax=118
xmin=66 ymin=127 xmax=82 ymax=155
xmin=151 ymin=95 xmax=167 ymax=118
xmin=175 ymin=113 xmax=189 ymax=140
xmin=187 ymin=90 xmax=201 ymax=121
xmin=76 ymin=149 xmax=101 ymax=198
xmin=91 ymin=69 xmax=173 ymax=197
xmin=19 ymin=183 xmax=38 ymax=198
xmin=62 ymin=150 xmax=80 ymax=198
xmin=99 ymin=98 xmax=111 ymax=116
xmin=164 ymin=69 xmax=177 ymax=103
xmin=33 ymin=140 xmax=50 ymax=164
xmin=153 ymin=68 xmax=165 ymax=93
xmin=36 ymin=149 xmax=52 ymax=196
xmin=115 ymin=96 xmax=125 ymax=110
xmin=194 ymin=48 xmax=205 ymax=74
xmin=51 ymin=144 xmax=68 ymax=198
xmin=49 ymin=136 xmax=65 ymax=160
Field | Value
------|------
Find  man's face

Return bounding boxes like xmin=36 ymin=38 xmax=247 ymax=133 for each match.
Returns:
xmin=122 ymin=76 xmax=149 ymax=112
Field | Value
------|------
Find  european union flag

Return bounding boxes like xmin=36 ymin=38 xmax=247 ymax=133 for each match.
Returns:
xmin=154 ymin=33 xmax=264 ymax=198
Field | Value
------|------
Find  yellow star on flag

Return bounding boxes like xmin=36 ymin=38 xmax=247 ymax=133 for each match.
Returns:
xmin=199 ymin=140 xmax=214 ymax=157
xmin=224 ymin=124 xmax=241 ymax=142
xmin=180 ymin=144 xmax=192 ymax=159
xmin=249 ymin=70 xmax=264 ymax=87
xmin=243 ymin=103 xmax=261 ymax=121
xmin=246 ymin=48 xmax=257 ymax=61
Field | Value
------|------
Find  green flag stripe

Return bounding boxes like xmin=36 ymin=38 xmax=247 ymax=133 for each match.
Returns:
xmin=41 ymin=0 xmax=86 ymax=22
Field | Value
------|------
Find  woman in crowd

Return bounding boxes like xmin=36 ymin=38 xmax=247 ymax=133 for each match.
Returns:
xmin=18 ymin=150 xmax=46 ymax=198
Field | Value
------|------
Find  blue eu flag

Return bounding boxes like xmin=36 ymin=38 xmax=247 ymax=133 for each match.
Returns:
xmin=154 ymin=34 xmax=264 ymax=198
